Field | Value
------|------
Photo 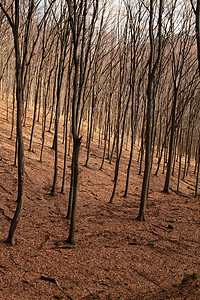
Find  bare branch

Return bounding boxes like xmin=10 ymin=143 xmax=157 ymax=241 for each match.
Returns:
xmin=190 ymin=0 xmax=196 ymax=14
xmin=0 ymin=2 xmax=14 ymax=28
xmin=0 ymin=46 xmax=14 ymax=81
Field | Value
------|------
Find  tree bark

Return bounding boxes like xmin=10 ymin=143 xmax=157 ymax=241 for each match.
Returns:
xmin=163 ymin=90 xmax=177 ymax=193
xmin=5 ymin=0 xmax=25 ymax=245
xmin=137 ymin=0 xmax=163 ymax=221
xmin=66 ymin=137 xmax=81 ymax=245
xmin=195 ymin=134 xmax=200 ymax=196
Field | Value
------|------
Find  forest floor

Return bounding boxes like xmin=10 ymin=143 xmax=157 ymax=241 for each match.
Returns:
xmin=0 ymin=93 xmax=199 ymax=300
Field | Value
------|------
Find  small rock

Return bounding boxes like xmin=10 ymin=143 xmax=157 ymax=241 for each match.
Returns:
xmin=168 ymin=224 xmax=174 ymax=230
xmin=148 ymin=242 xmax=154 ymax=247
xmin=129 ymin=242 xmax=137 ymax=245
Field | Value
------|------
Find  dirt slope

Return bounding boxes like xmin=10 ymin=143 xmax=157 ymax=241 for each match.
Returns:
xmin=0 ymin=94 xmax=199 ymax=299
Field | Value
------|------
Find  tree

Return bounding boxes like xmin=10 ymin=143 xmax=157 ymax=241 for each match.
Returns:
xmin=109 ymin=27 xmax=130 ymax=204
xmin=137 ymin=0 xmax=163 ymax=221
xmin=190 ymin=0 xmax=200 ymax=74
xmin=0 ymin=0 xmax=34 ymax=245
xmin=123 ymin=1 xmax=147 ymax=198
xmin=195 ymin=133 xmax=200 ymax=196
xmin=163 ymin=3 xmax=198 ymax=193
xmin=66 ymin=0 xmax=99 ymax=245
xmin=50 ymin=4 xmax=70 ymax=196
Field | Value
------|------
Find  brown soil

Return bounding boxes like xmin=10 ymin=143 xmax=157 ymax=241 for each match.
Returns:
xmin=0 ymin=93 xmax=199 ymax=300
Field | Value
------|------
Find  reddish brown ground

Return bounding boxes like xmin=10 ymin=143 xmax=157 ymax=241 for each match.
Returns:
xmin=0 ymin=93 xmax=199 ymax=300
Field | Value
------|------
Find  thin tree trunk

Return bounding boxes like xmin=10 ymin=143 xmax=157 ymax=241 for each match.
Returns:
xmin=14 ymin=134 xmax=18 ymax=167
xmin=66 ymin=160 xmax=73 ymax=219
xmin=155 ymin=125 xmax=168 ymax=176
xmin=107 ymin=121 xmax=111 ymax=159
xmin=172 ymin=129 xmax=179 ymax=176
xmin=6 ymin=94 xmax=9 ymax=121
xmin=137 ymin=0 xmax=163 ymax=221
xmin=100 ymin=107 xmax=109 ymax=170
xmin=61 ymin=73 xmax=71 ymax=193
xmin=6 ymin=7 xmax=24 ymax=245
xmin=109 ymin=87 xmax=130 ymax=203
xmin=124 ymin=91 xmax=137 ymax=196
xmin=186 ymin=127 xmax=194 ymax=176
xmin=139 ymin=105 xmax=146 ymax=175
xmin=195 ymin=133 xmax=200 ymax=196
xmin=10 ymin=81 xmax=15 ymax=139
xmin=66 ymin=137 xmax=81 ymax=244
xmin=23 ymin=69 xmax=32 ymax=127
xmin=85 ymin=85 xmax=95 ymax=167
xmin=48 ymin=59 xmax=58 ymax=133
xmin=177 ymin=123 xmax=183 ymax=192
xmin=109 ymin=132 xmax=116 ymax=164
xmin=182 ymin=118 xmax=191 ymax=180
xmin=194 ymin=142 xmax=198 ymax=175
xmin=163 ymin=89 xmax=177 ymax=193
xmin=37 ymin=77 xmax=42 ymax=122
xmin=28 ymin=61 xmax=43 ymax=152
xmin=50 ymin=82 xmax=61 ymax=195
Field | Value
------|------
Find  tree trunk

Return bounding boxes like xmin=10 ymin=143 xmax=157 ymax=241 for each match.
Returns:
xmin=182 ymin=117 xmax=191 ymax=180
xmin=137 ymin=83 xmax=153 ymax=221
xmin=61 ymin=82 xmax=71 ymax=193
xmin=48 ymin=61 xmax=58 ymax=133
xmin=195 ymin=134 xmax=200 ymax=196
xmin=100 ymin=107 xmax=109 ymax=170
xmin=10 ymin=81 xmax=15 ymax=139
xmin=186 ymin=127 xmax=194 ymax=176
xmin=163 ymin=89 xmax=177 ymax=193
xmin=124 ymin=95 xmax=135 ymax=197
xmin=85 ymin=89 xmax=95 ymax=167
xmin=28 ymin=63 xmax=43 ymax=152
xmin=177 ymin=124 xmax=183 ymax=192
xmin=172 ymin=129 xmax=178 ymax=176
xmin=40 ymin=75 xmax=50 ymax=162
xmin=51 ymin=39 xmax=66 ymax=195
xmin=50 ymin=84 xmax=60 ymax=195
xmin=66 ymin=162 xmax=73 ymax=219
xmin=66 ymin=137 xmax=81 ymax=244
xmin=6 ymin=20 xmax=24 ymax=245
xmin=139 ymin=107 xmax=146 ymax=175
xmin=195 ymin=0 xmax=200 ymax=75
xmin=194 ymin=142 xmax=199 ymax=175
xmin=137 ymin=0 xmax=163 ymax=221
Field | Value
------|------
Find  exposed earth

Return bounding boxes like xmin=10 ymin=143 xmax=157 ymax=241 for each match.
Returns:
xmin=0 ymin=94 xmax=199 ymax=299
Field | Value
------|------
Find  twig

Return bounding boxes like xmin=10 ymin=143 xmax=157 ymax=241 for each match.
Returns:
xmin=38 ymin=235 xmax=49 ymax=250
xmin=0 ymin=208 xmax=12 ymax=221
xmin=40 ymin=275 xmax=61 ymax=289
xmin=0 ymin=184 xmax=13 ymax=195
xmin=40 ymin=276 xmax=73 ymax=299
xmin=169 ymin=187 xmax=191 ymax=198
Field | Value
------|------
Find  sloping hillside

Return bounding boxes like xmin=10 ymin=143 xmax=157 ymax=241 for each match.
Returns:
xmin=0 ymin=96 xmax=199 ymax=299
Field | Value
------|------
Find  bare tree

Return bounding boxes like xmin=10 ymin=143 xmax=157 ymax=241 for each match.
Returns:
xmin=137 ymin=0 xmax=163 ymax=221
xmin=195 ymin=132 xmax=200 ymax=196
xmin=50 ymin=5 xmax=70 ymax=196
xmin=66 ymin=0 xmax=99 ymax=245
xmin=190 ymin=0 xmax=200 ymax=74
xmin=163 ymin=4 xmax=198 ymax=193
xmin=0 ymin=0 xmax=35 ymax=245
